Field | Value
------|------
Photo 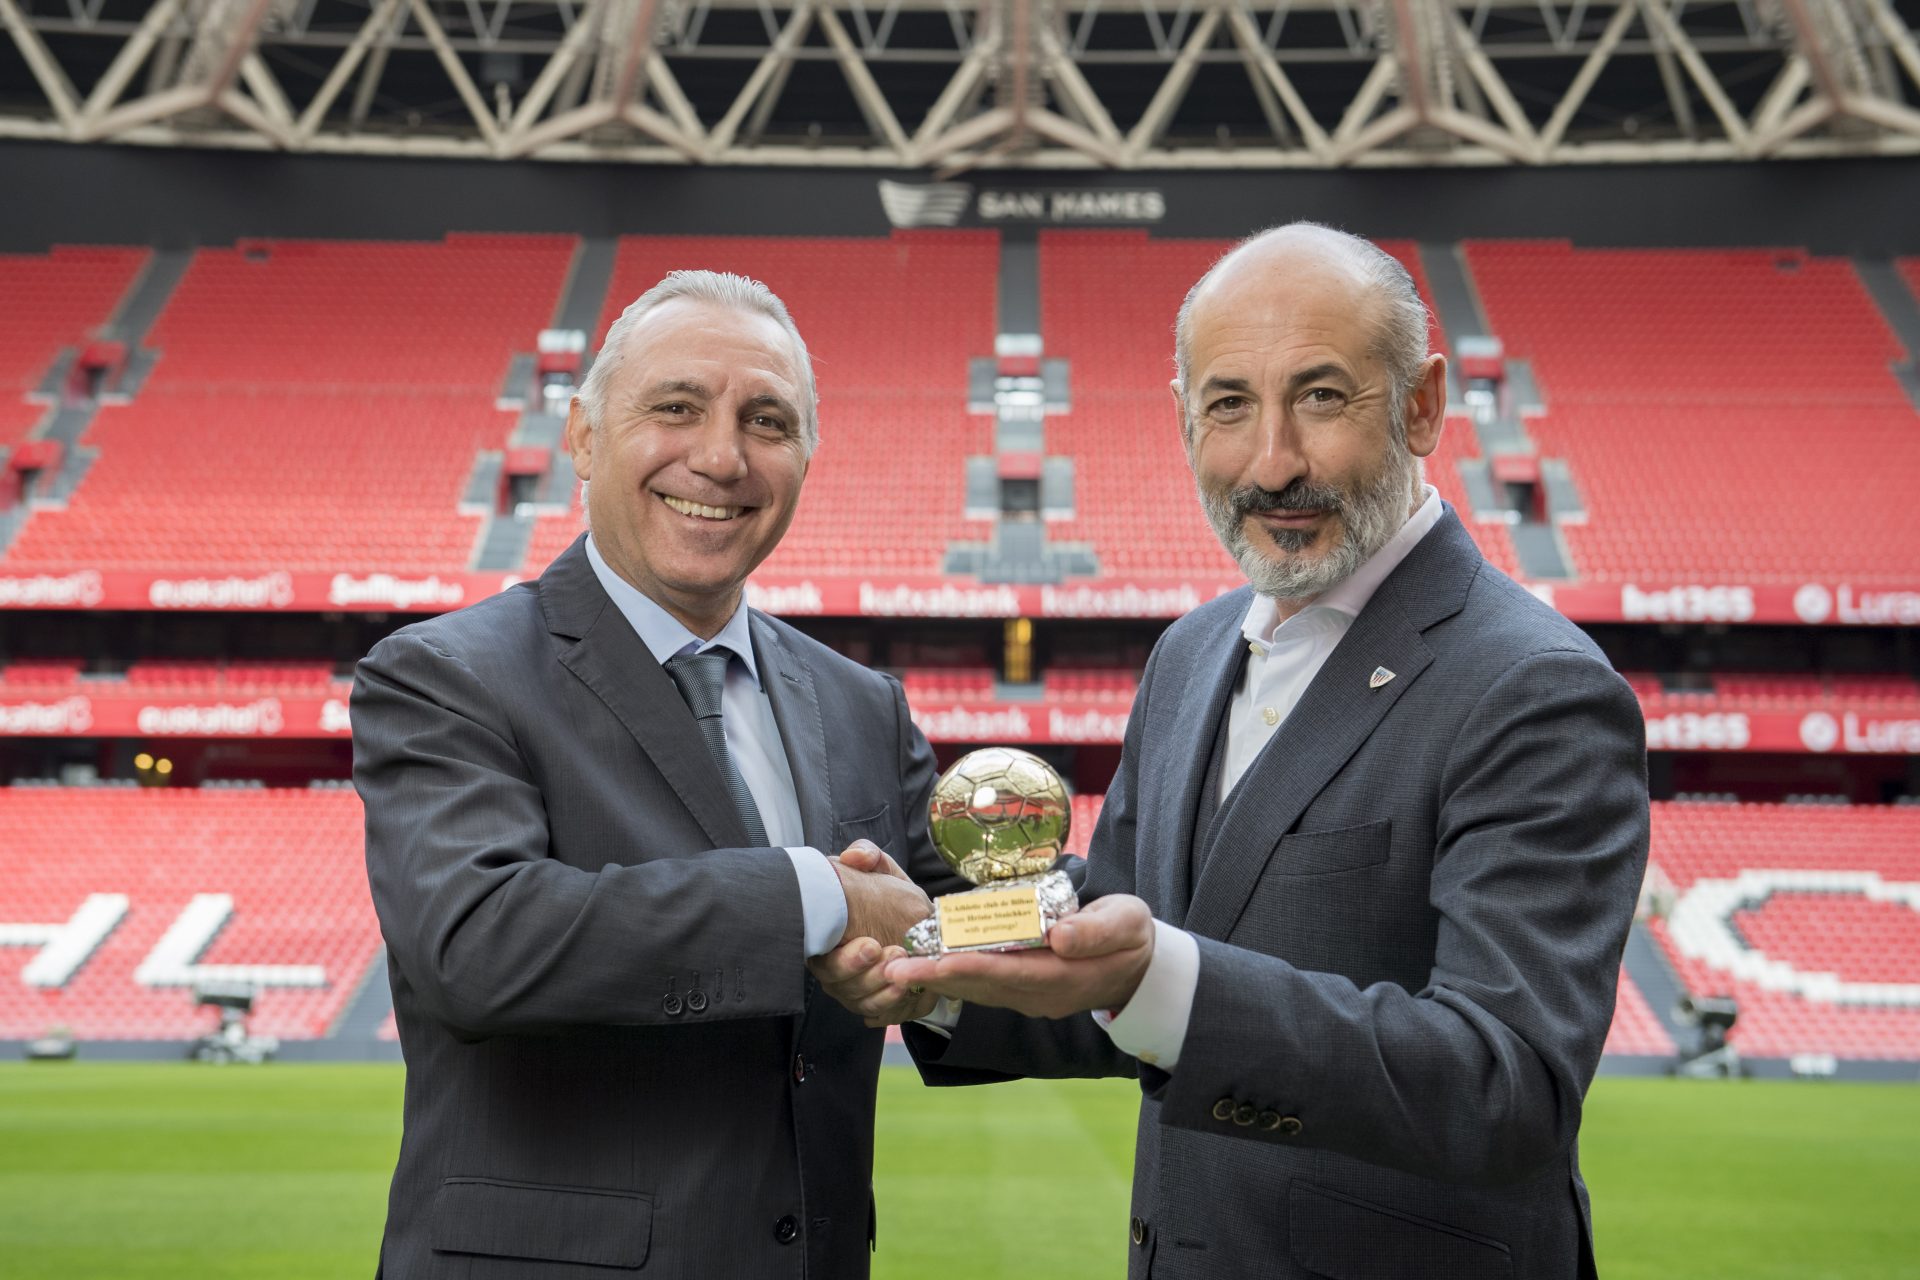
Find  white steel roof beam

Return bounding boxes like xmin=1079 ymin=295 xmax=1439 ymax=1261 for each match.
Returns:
xmin=501 ymin=0 xmax=605 ymax=143
xmin=1125 ymin=5 xmax=1221 ymax=155
xmin=1538 ymin=0 xmax=1636 ymax=149
xmin=408 ymin=0 xmax=506 ymax=147
xmin=706 ymin=1 xmax=812 ymax=153
xmin=0 ymin=0 xmax=80 ymax=129
xmin=818 ymin=6 xmax=911 ymax=156
xmin=1227 ymin=0 xmax=1332 ymax=153
xmin=1637 ymin=0 xmax=1753 ymax=149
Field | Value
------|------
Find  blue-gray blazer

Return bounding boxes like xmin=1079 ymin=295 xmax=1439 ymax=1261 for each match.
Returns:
xmin=915 ymin=508 xmax=1650 ymax=1280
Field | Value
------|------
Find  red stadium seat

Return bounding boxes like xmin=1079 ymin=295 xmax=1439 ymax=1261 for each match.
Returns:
xmin=1037 ymin=231 xmax=1519 ymax=581
xmin=1 ymin=235 xmax=574 ymax=573
xmin=1465 ymin=242 xmax=1920 ymax=584
xmin=0 ymin=246 xmax=147 ymax=447
xmin=1645 ymin=801 xmax=1920 ymax=1060
xmin=0 ymin=789 xmax=379 ymax=1041
xmin=524 ymin=232 xmax=1000 ymax=576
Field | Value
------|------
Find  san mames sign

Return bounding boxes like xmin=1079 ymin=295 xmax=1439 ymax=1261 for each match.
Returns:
xmin=878 ymin=180 xmax=1166 ymax=228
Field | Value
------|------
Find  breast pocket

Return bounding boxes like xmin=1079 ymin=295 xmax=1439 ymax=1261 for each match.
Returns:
xmin=1271 ymin=818 xmax=1392 ymax=876
xmin=1228 ymin=819 xmax=1394 ymax=961
xmin=834 ymin=802 xmax=898 ymax=856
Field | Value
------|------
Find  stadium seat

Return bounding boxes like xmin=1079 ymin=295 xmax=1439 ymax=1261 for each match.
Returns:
xmin=0 ymin=245 xmax=147 ymax=447
xmin=523 ymin=232 xmax=1000 ymax=575
xmin=1038 ymin=231 xmax=1520 ymax=580
xmin=1604 ymin=966 xmax=1676 ymax=1057
xmin=1646 ymin=800 xmax=1920 ymax=1059
xmin=1 ymin=235 xmax=574 ymax=573
xmin=0 ymin=788 xmax=378 ymax=1041
xmin=1465 ymin=242 xmax=1920 ymax=584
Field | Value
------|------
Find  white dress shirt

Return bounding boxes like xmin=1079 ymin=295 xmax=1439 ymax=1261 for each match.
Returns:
xmin=586 ymin=535 xmax=848 ymax=957
xmin=1096 ymin=486 xmax=1443 ymax=1068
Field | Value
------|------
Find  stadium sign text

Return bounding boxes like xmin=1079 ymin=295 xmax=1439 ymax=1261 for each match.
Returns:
xmin=136 ymin=699 xmax=285 ymax=737
xmin=0 ymin=571 xmax=103 ymax=607
xmin=0 ymin=696 xmax=93 ymax=735
xmin=8 ymin=570 xmax=1920 ymax=626
xmin=327 ymin=574 xmax=464 ymax=609
xmin=1643 ymin=712 xmax=1751 ymax=751
xmin=1620 ymin=584 xmax=1755 ymax=624
xmin=1798 ymin=711 xmax=1920 ymax=754
xmin=877 ymin=180 xmax=1166 ymax=229
xmin=1793 ymin=584 xmax=1920 ymax=626
xmin=149 ymin=573 xmax=294 ymax=610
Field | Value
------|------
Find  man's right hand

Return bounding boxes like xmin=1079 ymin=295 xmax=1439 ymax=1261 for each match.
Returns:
xmin=830 ymin=840 xmax=932 ymax=948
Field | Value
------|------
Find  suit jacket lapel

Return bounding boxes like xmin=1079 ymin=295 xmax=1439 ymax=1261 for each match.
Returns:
xmin=539 ymin=537 xmax=750 ymax=851
xmin=1182 ymin=509 xmax=1482 ymax=940
xmin=1154 ymin=608 xmax=1250 ymax=929
xmin=750 ymin=613 xmax=836 ymax=852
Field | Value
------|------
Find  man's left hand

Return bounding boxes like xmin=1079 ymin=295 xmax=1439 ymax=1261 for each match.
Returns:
xmin=881 ymin=894 xmax=1156 ymax=1020
xmin=808 ymin=938 xmax=937 ymax=1027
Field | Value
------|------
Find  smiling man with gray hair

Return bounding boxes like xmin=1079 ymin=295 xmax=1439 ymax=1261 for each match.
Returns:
xmin=834 ymin=223 xmax=1651 ymax=1279
xmin=354 ymin=269 xmax=961 ymax=1279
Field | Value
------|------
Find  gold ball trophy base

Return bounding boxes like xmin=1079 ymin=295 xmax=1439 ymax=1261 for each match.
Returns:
xmin=905 ymin=869 xmax=1079 ymax=955
xmin=904 ymin=747 xmax=1080 ymax=957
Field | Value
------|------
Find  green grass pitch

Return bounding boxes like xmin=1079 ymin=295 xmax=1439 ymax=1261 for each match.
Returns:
xmin=1 ymin=1064 xmax=1917 ymax=1278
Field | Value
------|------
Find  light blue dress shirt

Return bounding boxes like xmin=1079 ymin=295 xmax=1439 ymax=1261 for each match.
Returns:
xmin=585 ymin=535 xmax=849 ymax=957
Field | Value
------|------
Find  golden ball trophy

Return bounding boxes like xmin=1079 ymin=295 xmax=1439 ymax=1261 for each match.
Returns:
xmin=904 ymin=746 xmax=1081 ymax=956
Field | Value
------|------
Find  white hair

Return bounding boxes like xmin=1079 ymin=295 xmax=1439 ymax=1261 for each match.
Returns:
xmin=1174 ymin=222 xmax=1431 ymax=442
xmin=575 ymin=269 xmax=819 ymax=455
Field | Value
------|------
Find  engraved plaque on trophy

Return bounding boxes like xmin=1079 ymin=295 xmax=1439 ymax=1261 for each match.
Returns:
xmin=904 ymin=747 xmax=1080 ymax=956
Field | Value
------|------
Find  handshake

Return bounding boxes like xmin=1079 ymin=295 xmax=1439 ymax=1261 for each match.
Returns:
xmin=812 ymin=840 xmax=1158 ymax=1028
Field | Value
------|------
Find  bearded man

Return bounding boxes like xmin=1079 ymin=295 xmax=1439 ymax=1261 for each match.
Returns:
xmin=822 ymin=223 xmax=1651 ymax=1279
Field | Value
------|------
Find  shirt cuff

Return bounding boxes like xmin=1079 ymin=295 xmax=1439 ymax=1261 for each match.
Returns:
xmin=1091 ymin=919 xmax=1197 ymax=1069
xmin=787 ymin=846 xmax=848 ymax=958
xmin=912 ymin=996 xmax=963 ymax=1038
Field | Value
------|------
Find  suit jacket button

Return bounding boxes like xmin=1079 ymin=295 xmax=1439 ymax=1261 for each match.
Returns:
xmin=1211 ymin=1098 xmax=1235 ymax=1122
xmin=774 ymin=1214 xmax=799 ymax=1245
xmin=1233 ymin=1104 xmax=1257 ymax=1126
xmin=793 ymin=1055 xmax=810 ymax=1084
xmin=662 ymin=994 xmax=684 ymax=1017
xmin=1278 ymin=1116 xmax=1303 ymax=1137
xmin=687 ymin=990 xmax=708 ymax=1013
xmin=1130 ymin=1216 xmax=1147 ymax=1246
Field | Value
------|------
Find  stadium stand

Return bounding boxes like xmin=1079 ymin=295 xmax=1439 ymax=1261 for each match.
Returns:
xmin=1035 ymin=231 xmax=1520 ymax=579
xmin=1 ymin=235 xmax=573 ymax=573
xmin=1065 ymin=792 xmax=1105 ymax=859
xmin=124 ymin=660 xmax=342 ymax=693
xmin=1646 ymin=801 xmax=1920 ymax=1060
xmin=1044 ymin=669 xmax=1138 ymax=703
xmin=3 ymin=782 xmax=1912 ymax=1065
xmin=899 ymin=667 xmax=997 ymax=703
xmin=0 ymin=788 xmax=378 ymax=1041
xmin=0 ymin=658 xmax=347 ymax=700
xmin=1603 ymin=967 xmax=1676 ymax=1057
xmin=1466 ymin=242 xmax=1920 ymax=584
xmin=1628 ymin=671 xmax=1920 ymax=714
xmin=0 ymin=245 xmax=147 ymax=447
xmin=521 ymin=231 xmax=1000 ymax=575
xmin=0 ymin=230 xmax=1914 ymax=1076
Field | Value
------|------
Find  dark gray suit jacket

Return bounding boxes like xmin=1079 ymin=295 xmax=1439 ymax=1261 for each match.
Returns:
xmin=353 ymin=537 xmax=965 ymax=1279
xmin=912 ymin=510 xmax=1649 ymax=1279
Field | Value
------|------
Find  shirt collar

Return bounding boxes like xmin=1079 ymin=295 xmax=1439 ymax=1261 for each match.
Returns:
xmin=1241 ymin=484 xmax=1443 ymax=649
xmin=585 ymin=534 xmax=763 ymax=690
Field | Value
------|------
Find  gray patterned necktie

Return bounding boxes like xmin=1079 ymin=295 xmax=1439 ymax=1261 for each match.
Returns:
xmin=663 ymin=648 xmax=770 ymax=847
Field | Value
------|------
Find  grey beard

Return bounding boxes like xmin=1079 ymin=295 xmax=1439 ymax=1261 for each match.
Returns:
xmin=1200 ymin=447 xmax=1419 ymax=601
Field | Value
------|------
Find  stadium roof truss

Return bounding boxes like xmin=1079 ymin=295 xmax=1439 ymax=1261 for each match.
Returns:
xmin=1 ymin=0 xmax=1917 ymax=167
